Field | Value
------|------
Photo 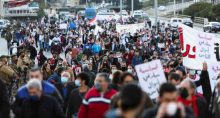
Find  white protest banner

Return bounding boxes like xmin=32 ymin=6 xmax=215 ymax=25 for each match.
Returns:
xmin=59 ymin=23 xmax=68 ymax=29
xmin=178 ymin=24 xmax=218 ymax=70
xmin=208 ymin=62 xmax=220 ymax=91
xmin=116 ymin=23 xmax=145 ymax=34
xmin=135 ymin=60 xmax=167 ymax=99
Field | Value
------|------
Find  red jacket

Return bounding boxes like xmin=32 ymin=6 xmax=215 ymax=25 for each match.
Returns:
xmin=78 ymin=87 xmax=117 ymax=118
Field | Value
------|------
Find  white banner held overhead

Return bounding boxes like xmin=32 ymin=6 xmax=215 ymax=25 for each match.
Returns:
xmin=135 ymin=60 xmax=167 ymax=99
xmin=178 ymin=24 xmax=218 ymax=70
xmin=116 ymin=23 xmax=145 ymax=34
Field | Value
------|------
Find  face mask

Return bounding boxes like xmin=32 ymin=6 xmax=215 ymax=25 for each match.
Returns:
xmin=179 ymin=88 xmax=189 ymax=99
xmin=75 ymin=79 xmax=81 ymax=87
xmin=94 ymin=82 xmax=102 ymax=92
xmin=112 ymin=69 xmax=117 ymax=74
xmin=121 ymin=67 xmax=128 ymax=71
xmin=127 ymin=69 xmax=133 ymax=73
xmin=30 ymin=95 xmax=40 ymax=101
xmin=189 ymin=70 xmax=195 ymax=75
xmin=61 ymin=77 xmax=68 ymax=83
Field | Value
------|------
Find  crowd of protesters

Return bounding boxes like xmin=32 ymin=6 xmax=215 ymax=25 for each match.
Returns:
xmin=0 ymin=13 xmax=220 ymax=118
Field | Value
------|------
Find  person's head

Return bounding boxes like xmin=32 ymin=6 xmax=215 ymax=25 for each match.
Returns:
xmin=159 ymin=83 xmax=178 ymax=103
xmin=179 ymin=79 xmax=196 ymax=99
xmin=134 ymin=50 xmax=140 ymax=56
xmin=120 ymin=72 xmax=136 ymax=85
xmin=26 ymin=79 xmax=42 ymax=101
xmin=168 ymin=72 xmax=181 ymax=86
xmin=39 ymin=48 xmax=44 ymax=54
xmin=111 ymin=65 xmax=117 ymax=74
xmin=188 ymin=69 xmax=196 ymax=79
xmin=94 ymin=73 xmax=110 ymax=92
xmin=176 ymin=67 xmax=186 ymax=80
xmin=112 ymin=71 xmax=122 ymax=85
xmin=0 ymin=56 xmax=8 ymax=65
xmin=119 ymin=84 xmax=144 ymax=116
xmin=127 ymin=65 xmax=134 ymax=73
xmin=29 ymin=67 xmax=43 ymax=81
xmin=75 ymin=72 xmax=90 ymax=87
xmin=61 ymin=71 xmax=71 ymax=83
xmin=11 ymin=55 xmax=18 ymax=64
xmin=130 ymin=49 xmax=134 ymax=54
xmin=42 ymin=63 xmax=51 ymax=72
xmin=82 ymin=54 xmax=88 ymax=61
xmin=55 ymin=67 xmax=65 ymax=75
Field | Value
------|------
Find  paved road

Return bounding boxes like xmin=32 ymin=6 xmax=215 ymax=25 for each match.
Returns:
xmin=149 ymin=17 xmax=220 ymax=38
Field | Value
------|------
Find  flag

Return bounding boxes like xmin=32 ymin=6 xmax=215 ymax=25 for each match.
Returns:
xmin=88 ymin=17 xmax=97 ymax=25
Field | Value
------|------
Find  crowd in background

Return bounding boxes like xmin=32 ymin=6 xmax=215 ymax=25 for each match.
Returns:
xmin=0 ymin=15 xmax=219 ymax=118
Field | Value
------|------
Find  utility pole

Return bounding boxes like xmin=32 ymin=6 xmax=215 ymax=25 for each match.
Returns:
xmin=44 ymin=0 xmax=47 ymax=8
xmin=182 ymin=0 xmax=184 ymax=14
xmin=131 ymin=0 xmax=134 ymax=16
xmin=120 ymin=0 xmax=122 ymax=19
xmin=174 ymin=0 xmax=176 ymax=17
xmin=154 ymin=0 xmax=158 ymax=33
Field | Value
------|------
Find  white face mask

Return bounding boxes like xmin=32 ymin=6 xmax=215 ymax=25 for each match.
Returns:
xmin=127 ymin=69 xmax=133 ymax=73
xmin=112 ymin=69 xmax=117 ymax=74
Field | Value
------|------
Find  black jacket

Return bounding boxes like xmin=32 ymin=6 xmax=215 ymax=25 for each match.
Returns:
xmin=20 ymin=94 xmax=65 ymax=118
xmin=195 ymin=70 xmax=212 ymax=105
xmin=0 ymin=79 xmax=10 ymax=118
xmin=66 ymin=88 xmax=88 ymax=118
xmin=55 ymin=82 xmax=76 ymax=111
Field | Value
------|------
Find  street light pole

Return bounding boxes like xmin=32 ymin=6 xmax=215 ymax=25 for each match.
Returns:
xmin=154 ymin=0 xmax=158 ymax=33
xmin=120 ymin=0 xmax=122 ymax=19
xmin=182 ymin=0 xmax=184 ymax=14
xmin=131 ymin=0 xmax=134 ymax=16
xmin=174 ymin=0 xmax=176 ymax=17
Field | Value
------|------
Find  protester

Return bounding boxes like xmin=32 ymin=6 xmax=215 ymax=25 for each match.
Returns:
xmin=66 ymin=72 xmax=90 ymax=118
xmin=1 ymin=9 xmax=220 ymax=118
xmin=168 ymin=72 xmax=181 ymax=86
xmin=178 ymin=79 xmax=207 ymax=118
xmin=55 ymin=71 xmax=75 ymax=111
xmin=0 ymin=78 xmax=10 ymax=118
xmin=106 ymin=84 xmax=146 ymax=118
xmin=210 ymin=79 xmax=220 ymax=118
xmin=78 ymin=73 xmax=117 ymax=118
xmin=20 ymin=79 xmax=65 ymax=118
xmin=143 ymin=83 xmax=194 ymax=118
xmin=12 ymin=68 xmax=63 ymax=117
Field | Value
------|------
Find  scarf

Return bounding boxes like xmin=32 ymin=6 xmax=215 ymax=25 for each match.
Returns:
xmin=178 ymin=95 xmax=199 ymax=118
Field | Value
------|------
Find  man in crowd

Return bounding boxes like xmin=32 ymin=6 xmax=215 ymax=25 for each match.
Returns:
xmin=179 ymin=79 xmax=207 ymax=118
xmin=20 ymin=79 xmax=65 ymax=118
xmin=78 ymin=73 xmax=117 ymax=118
xmin=144 ymin=83 xmax=194 ymax=118
xmin=0 ymin=77 xmax=10 ymax=118
xmin=12 ymin=67 xmax=63 ymax=118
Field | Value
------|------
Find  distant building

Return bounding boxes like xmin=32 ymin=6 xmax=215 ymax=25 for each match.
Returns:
xmin=66 ymin=0 xmax=79 ymax=7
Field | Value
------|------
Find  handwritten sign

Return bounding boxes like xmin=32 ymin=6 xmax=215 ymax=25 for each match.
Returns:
xmin=196 ymin=33 xmax=216 ymax=62
xmin=135 ymin=60 xmax=167 ymax=99
xmin=208 ymin=62 xmax=220 ymax=91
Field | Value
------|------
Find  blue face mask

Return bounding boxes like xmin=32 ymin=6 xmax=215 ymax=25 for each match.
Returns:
xmin=94 ymin=82 xmax=102 ymax=92
xmin=75 ymin=80 xmax=81 ymax=87
xmin=61 ymin=77 xmax=68 ymax=83
xmin=30 ymin=95 xmax=40 ymax=101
